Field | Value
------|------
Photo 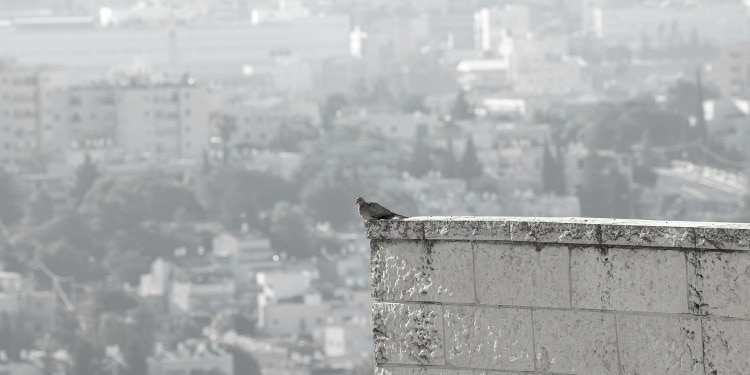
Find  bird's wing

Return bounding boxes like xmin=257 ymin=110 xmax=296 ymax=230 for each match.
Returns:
xmin=366 ymin=201 xmax=399 ymax=219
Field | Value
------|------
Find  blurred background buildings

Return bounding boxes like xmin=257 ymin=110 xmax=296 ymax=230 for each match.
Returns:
xmin=1 ymin=0 xmax=750 ymax=374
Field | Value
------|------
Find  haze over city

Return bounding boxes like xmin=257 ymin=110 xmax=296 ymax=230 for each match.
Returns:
xmin=1 ymin=0 xmax=750 ymax=374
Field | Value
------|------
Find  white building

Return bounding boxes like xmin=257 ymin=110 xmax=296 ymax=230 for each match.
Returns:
xmin=474 ymin=5 xmax=531 ymax=52
xmin=257 ymin=292 xmax=331 ymax=336
xmin=0 ymin=62 xmax=69 ymax=169
xmin=511 ymin=35 xmax=588 ymax=95
xmin=148 ymin=340 xmax=233 ymax=375
xmin=323 ymin=322 xmax=372 ymax=358
xmin=255 ymin=269 xmax=317 ymax=301
xmin=170 ymin=276 xmax=235 ymax=315
xmin=456 ymin=58 xmax=512 ymax=92
xmin=212 ymin=231 xmax=278 ymax=281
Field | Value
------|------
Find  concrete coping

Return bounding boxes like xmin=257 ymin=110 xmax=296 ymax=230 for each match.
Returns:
xmin=364 ymin=216 xmax=750 ymax=251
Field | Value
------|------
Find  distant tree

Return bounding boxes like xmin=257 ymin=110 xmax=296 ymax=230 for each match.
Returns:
xmin=320 ymin=93 xmax=348 ymax=130
xmin=407 ymin=125 xmax=432 ymax=177
xmin=541 ymin=141 xmax=557 ymax=194
xmin=72 ymin=338 xmax=97 ymax=375
xmin=577 ymin=154 xmax=633 ymax=218
xmin=92 ymin=289 xmax=137 ymax=318
xmin=72 ymin=153 xmax=99 ymax=205
xmin=270 ymin=118 xmax=319 ymax=152
xmin=299 ymin=168 xmax=360 ymax=229
xmin=0 ymin=168 xmax=23 ymax=226
xmin=542 ymin=142 xmax=567 ymax=195
xmin=217 ymin=115 xmax=238 ymax=166
xmin=459 ymin=137 xmax=483 ymax=181
xmin=40 ymin=241 xmax=103 ymax=282
xmin=102 ymin=250 xmax=152 ymax=286
xmin=400 ymin=94 xmax=428 ymax=113
xmin=80 ymin=176 xmax=204 ymax=235
xmin=450 ymin=91 xmax=473 ymax=120
xmin=268 ymin=201 xmax=314 ymax=259
xmin=22 ymin=189 xmax=55 ymax=227
xmin=228 ymin=346 xmax=261 ymax=375
xmin=436 ymin=140 xmax=459 ymax=178
xmin=124 ymin=341 xmax=147 ymax=375
xmin=194 ymin=168 xmax=296 ymax=229
xmin=202 ymin=150 xmax=212 ymax=175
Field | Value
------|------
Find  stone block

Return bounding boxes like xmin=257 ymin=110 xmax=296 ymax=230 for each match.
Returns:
xmin=508 ymin=218 xmax=598 ymax=245
xmin=375 ymin=369 xmax=536 ymax=375
xmin=599 ymin=220 xmax=694 ymax=248
xmin=423 ymin=217 xmax=510 ymax=240
xmin=571 ymin=247 xmax=688 ymax=313
xmin=475 ymin=243 xmax=570 ymax=308
xmin=371 ymin=241 xmax=475 ymax=303
xmin=366 ymin=219 xmax=423 ymax=240
xmin=375 ymin=368 xmax=475 ymax=375
xmin=443 ymin=306 xmax=534 ymax=371
xmin=533 ymin=309 xmax=618 ymax=375
xmin=687 ymin=251 xmax=750 ymax=319
xmin=616 ymin=314 xmax=703 ymax=375
xmin=694 ymin=222 xmax=750 ymax=251
xmin=703 ymin=318 xmax=750 ymax=374
xmin=373 ymin=302 xmax=444 ymax=366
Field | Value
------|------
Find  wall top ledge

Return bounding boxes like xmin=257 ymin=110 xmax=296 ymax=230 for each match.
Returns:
xmin=364 ymin=216 xmax=750 ymax=251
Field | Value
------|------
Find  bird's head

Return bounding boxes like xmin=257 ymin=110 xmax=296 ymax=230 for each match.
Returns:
xmin=355 ymin=197 xmax=366 ymax=206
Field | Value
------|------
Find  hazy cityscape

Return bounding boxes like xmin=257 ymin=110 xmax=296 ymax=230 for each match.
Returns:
xmin=1 ymin=0 xmax=750 ymax=374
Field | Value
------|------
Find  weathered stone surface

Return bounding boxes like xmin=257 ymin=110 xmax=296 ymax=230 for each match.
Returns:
xmin=599 ymin=219 xmax=694 ymax=248
xmin=694 ymin=222 xmax=750 ymax=251
xmin=703 ymin=318 xmax=750 ymax=374
xmin=443 ymin=306 xmax=533 ymax=371
xmin=533 ymin=309 xmax=618 ymax=375
xmin=687 ymin=251 xmax=750 ymax=319
xmin=508 ymin=218 xmax=598 ymax=245
xmin=374 ymin=368 xmax=474 ymax=375
xmin=366 ymin=219 xmax=424 ymax=240
xmin=371 ymin=241 xmax=475 ymax=303
xmin=571 ymin=247 xmax=688 ymax=313
xmin=374 ymin=369 xmax=536 ymax=375
xmin=373 ymin=302 xmax=444 ymax=366
xmin=423 ymin=217 xmax=510 ymax=240
xmin=616 ymin=314 xmax=703 ymax=375
xmin=475 ymin=243 xmax=570 ymax=308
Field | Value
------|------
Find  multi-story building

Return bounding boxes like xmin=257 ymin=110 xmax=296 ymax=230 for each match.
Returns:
xmin=0 ymin=62 xmax=68 ymax=169
xmin=59 ymin=84 xmax=117 ymax=147
xmin=511 ymin=35 xmax=589 ymax=95
xmin=170 ymin=274 xmax=236 ymax=316
xmin=716 ymin=41 xmax=750 ymax=100
xmin=116 ymin=81 xmax=209 ymax=160
xmin=50 ymin=78 xmax=211 ymax=161
xmin=474 ymin=5 xmax=531 ymax=52
xmin=0 ymin=272 xmax=57 ymax=336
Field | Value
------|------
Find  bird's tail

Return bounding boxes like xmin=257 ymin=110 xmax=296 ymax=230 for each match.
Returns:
xmin=389 ymin=214 xmax=408 ymax=220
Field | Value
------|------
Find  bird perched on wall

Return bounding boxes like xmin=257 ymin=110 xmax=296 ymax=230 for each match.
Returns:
xmin=355 ymin=197 xmax=408 ymax=220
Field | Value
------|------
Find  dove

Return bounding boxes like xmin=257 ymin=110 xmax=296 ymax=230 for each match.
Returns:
xmin=355 ymin=197 xmax=408 ymax=220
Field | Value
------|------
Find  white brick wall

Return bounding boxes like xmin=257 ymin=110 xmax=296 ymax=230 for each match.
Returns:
xmin=366 ymin=217 xmax=750 ymax=374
